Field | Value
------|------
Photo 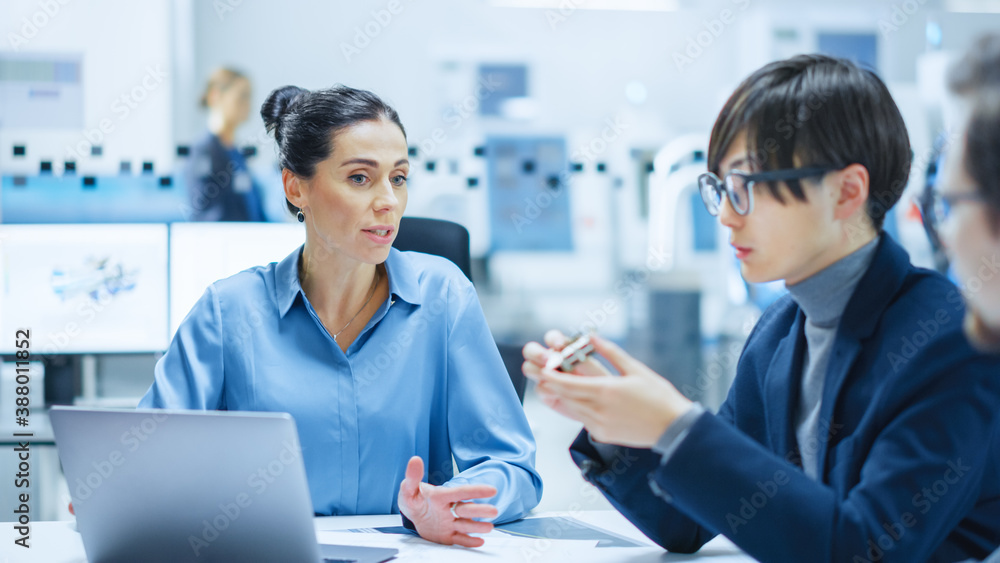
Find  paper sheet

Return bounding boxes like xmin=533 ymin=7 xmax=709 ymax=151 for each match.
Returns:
xmin=345 ymin=516 xmax=647 ymax=547
xmin=317 ymin=530 xmax=599 ymax=562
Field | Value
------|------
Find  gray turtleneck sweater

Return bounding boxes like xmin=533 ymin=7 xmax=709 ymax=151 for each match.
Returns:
xmin=784 ymin=236 xmax=879 ymax=478
xmin=650 ymin=236 xmax=880 ymax=479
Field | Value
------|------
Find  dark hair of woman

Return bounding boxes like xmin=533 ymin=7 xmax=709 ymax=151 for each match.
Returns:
xmin=261 ymin=85 xmax=406 ymax=215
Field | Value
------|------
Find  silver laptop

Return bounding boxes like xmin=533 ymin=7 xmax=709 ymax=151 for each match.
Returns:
xmin=50 ymin=407 xmax=398 ymax=563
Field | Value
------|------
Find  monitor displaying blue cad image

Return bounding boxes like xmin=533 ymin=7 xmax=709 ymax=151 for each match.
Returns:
xmin=169 ymin=223 xmax=305 ymax=339
xmin=0 ymin=224 xmax=168 ymax=354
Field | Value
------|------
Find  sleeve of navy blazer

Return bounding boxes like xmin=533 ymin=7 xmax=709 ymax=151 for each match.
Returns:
xmin=646 ymin=334 xmax=1000 ymax=563
xmin=567 ymin=306 xmax=763 ymax=554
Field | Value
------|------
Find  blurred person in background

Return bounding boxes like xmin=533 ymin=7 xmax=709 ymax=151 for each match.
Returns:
xmin=921 ymin=33 xmax=1000 ymax=273
xmin=186 ymin=67 xmax=267 ymax=221
xmin=932 ymin=89 xmax=1000 ymax=563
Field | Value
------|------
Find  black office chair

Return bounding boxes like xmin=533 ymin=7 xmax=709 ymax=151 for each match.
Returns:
xmin=392 ymin=216 xmax=472 ymax=281
xmin=391 ymin=217 xmax=526 ymax=403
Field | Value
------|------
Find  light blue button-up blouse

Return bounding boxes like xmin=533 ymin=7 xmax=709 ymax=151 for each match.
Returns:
xmin=139 ymin=246 xmax=542 ymax=522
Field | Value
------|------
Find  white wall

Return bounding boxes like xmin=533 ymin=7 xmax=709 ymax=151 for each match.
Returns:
xmin=184 ymin=0 xmax=744 ymax=153
xmin=183 ymin=1 xmax=997 ymax=153
xmin=177 ymin=0 xmax=1000 ymax=340
xmin=0 ymin=0 xmax=174 ymax=176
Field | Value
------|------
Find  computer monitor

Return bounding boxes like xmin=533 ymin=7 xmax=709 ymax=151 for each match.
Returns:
xmin=0 ymin=224 xmax=169 ymax=354
xmin=168 ymin=222 xmax=304 ymax=339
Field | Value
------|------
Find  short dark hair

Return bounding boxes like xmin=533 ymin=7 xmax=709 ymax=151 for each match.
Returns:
xmin=261 ymin=85 xmax=407 ymax=216
xmin=948 ymin=33 xmax=1000 ymax=95
xmin=964 ymin=90 xmax=1000 ymax=232
xmin=707 ymin=54 xmax=911 ymax=231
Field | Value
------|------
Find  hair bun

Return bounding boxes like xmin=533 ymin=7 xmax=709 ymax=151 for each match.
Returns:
xmin=261 ymin=85 xmax=308 ymax=143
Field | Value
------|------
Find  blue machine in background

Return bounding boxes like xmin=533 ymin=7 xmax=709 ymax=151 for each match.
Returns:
xmin=1 ymin=152 xmax=287 ymax=224
xmin=1 ymin=174 xmax=188 ymax=223
xmin=485 ymin=136 xmax=573 ymax=252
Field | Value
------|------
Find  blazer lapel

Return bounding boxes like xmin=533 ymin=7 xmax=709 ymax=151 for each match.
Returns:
xmin=814 ymin=338 xmax=862 ymax=480
xmin=764 ymin=310 xmax=808 ymax=460
xmin=815 ymin=234 xmax=912 ymax=479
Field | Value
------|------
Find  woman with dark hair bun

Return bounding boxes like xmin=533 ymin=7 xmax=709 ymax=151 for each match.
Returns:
xmin=140 ymin=84 xmax=542 ymax=547
xmin=186 ymin=67 xmax=266 ymax=221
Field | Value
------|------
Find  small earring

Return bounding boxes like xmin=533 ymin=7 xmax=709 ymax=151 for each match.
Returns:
xmin=297 ymin=210 xmax=305 ymax=223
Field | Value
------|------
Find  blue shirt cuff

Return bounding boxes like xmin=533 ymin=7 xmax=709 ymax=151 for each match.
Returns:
xmin=651 ymin=403 xmax=706 ymax=465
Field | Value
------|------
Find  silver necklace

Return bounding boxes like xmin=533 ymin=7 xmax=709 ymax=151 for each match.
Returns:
xmin=333 ymin=269 xmax=380 ymax=342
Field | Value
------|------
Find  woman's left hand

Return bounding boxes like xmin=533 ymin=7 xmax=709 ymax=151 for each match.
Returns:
xmin=397 ymin=456 xmax=499 ymax=547
xmin=524 ymin=334 xmax=694 ymax=448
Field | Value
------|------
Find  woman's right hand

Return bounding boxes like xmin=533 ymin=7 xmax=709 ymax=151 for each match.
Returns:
xmin=397 ymin=456 xmax=497 ymax=547
xmin=521 ymin=329 xmax=610 ymax=379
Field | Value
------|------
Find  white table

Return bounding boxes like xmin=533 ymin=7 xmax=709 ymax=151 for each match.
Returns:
xmin=1 ymin=510 xmax=756 ymax=562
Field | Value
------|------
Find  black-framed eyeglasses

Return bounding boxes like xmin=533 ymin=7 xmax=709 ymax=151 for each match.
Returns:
xmin=919 ymin=189 xmax=984 ymax=231
xmin=697 ymin=166 xmax=837 ymax=216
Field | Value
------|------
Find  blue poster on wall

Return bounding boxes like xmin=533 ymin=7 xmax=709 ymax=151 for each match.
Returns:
xmin=817 ymin=32 xmax=878 ymax=73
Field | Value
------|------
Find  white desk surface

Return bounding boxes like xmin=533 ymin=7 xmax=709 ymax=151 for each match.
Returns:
xmin=1 ymin=510 xmax=756 ymax=562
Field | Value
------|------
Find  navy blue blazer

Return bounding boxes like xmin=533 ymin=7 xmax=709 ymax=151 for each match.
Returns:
xmin=185 ymin=132 xmax=264 ymax=222
xmin=571 ymin=235 xmax=1000 ymax=562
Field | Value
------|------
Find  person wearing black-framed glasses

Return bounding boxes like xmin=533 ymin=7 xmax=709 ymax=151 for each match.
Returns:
xmin=924 ymin=189 xmax=986 ymax=231
xmin=936 ymin=89 xmax=1000 ymax=563
xmin=698 ymin=166 xmax=837 ymax=217
xmin=523 ymin=54 xmax=1000 ymax=562
xmin=920 ymin=32 xmax=1000 ymax=275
